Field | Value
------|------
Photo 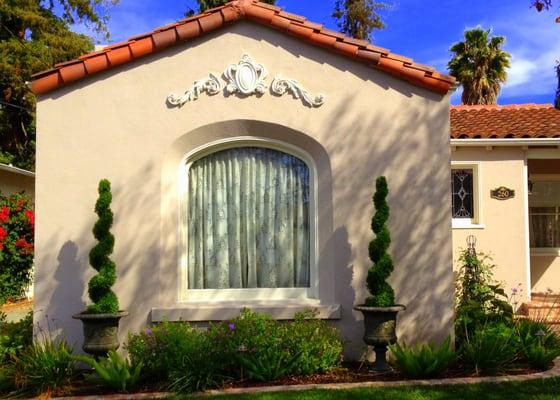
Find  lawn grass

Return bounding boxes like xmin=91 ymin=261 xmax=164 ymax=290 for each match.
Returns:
xmin=173 ymin=377 xmax=560 ymax=399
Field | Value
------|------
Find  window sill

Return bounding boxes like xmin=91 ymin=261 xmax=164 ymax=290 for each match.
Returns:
xmin=531 ymin=248 xmax=560 ymax=256
xmin=151 ymin=300 xmax=341 ymax=322
xmin=452 ymin=222 xmax=486 ymax=230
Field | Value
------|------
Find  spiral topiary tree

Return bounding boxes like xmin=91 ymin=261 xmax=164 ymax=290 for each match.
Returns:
xmin=86 ymin=179 xmax=119 ymax=314
xmin=365 ymin=176 xmax=395 ymax=307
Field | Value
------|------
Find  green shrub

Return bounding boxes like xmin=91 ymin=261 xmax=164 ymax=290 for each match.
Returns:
xmin=12 ymin=339 xmax=76 ymax=397
xmin=389 ymin=337 xmax=456 ymax=378
xmin=128 ymin=309 xmax=343 ymax=392
xmin=0 ymin=311 xmax=32 ymax=364
xmin=366 ymin=176 xmax=396 ymax=307
xmin=0 ymin=366 xmax=14 ymax=394
xmin=210 ymin=309 xmax=343 ymax=381
xmin=515 ymin=319 xmax=560 ymax=370
xmin=127 ymin=321 xmax=203 ymax=382
xmin=0 ymin=192 xmax=34 ymax=305
xmin=86 ymin=179 xmax=118 ymax=314
xmin=283 ymin=310 xmax=343 ymax=375
xmin=77 ymin=350 xmax=142 ymax=392
xmin=455 ymin=248 xmax=513 ymax=346
xmin=461 ymin=323 xmax=519 ymax=375
xmin=523 ymin=343 xmax=560 ymax=370
xmin=516 ymin=319 xmax=560 ymax=350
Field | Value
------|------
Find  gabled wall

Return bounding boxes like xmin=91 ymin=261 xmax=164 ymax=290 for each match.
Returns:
xmin=34 ymin=21 xmax=453 ymax=358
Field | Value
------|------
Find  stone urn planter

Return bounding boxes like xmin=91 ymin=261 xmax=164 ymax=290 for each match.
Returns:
xmin=354 ymin=304 xmax=405 ymax=371
xmin=72 ymin=311 xmax=129 ymax=357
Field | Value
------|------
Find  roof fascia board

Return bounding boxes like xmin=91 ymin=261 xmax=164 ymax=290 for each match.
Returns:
xmin=451 ymin=138 xmax=560 ymax=147
xmin=0 ymin=164 xmax=35 ymax=178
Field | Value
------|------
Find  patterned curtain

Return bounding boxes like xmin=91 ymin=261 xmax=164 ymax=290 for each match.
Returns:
xmin=186 ymin=147 xmax=310 ymax=289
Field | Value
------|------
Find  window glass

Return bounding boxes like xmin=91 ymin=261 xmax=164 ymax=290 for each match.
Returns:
xmin=186 ymin=147 xmax=310 ymax=289
xmin=451 ymin=169 xmax=474 ymax=219
xmin=529 ymin=181 xmax=560 ymax=248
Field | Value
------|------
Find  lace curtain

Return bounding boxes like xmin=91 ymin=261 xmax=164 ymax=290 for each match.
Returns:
xmin=186 ymin=147 xmax=310 ymax=289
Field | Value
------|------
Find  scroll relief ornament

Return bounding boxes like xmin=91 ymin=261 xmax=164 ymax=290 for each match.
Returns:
xmin=271 ymin=75 xmax=325 ymax=107
xmin=167 ymin=74 xmax=222 ymax=107
xmin=166 ymin=54 xmax=325 ymax=107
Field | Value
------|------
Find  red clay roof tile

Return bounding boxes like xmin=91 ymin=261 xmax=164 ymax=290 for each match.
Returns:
xmin=30 ymin=0 xmax=455 ymax=95
xmin=450 ymin=104 xmax=560 ymax=139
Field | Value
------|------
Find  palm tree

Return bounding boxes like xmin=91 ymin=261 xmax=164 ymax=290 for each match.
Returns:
xmin=448 ymin=28 xmax=511 ymax=105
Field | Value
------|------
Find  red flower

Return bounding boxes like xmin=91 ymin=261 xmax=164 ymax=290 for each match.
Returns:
xmin=0 ymin=206 xmax=9 ymax=223
xmin=24 ymin=210 xmax=34 ymax=227
xmin=0 ymin=227 xmax=7 ymax=243
xmin=15 ymin=238 xmax=33 ymax=255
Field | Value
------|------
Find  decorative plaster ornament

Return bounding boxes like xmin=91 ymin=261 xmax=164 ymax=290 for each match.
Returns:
xmin=271 ymin=75 xmax=325 ymax=107
xmin=167 ymin=73 xmax=222 ymax=107
xmin=223 ymin=54 xmax=268 ymax=96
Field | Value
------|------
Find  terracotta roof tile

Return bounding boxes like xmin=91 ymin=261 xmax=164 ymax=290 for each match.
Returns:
xmin=30 ymin=0 xmax=455 ymax=95
xmin=450 ymin=104 xmax=560 ymax=139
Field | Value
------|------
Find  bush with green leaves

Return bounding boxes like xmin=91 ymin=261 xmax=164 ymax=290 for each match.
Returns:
xmin=461 ymin=323 xmax=519 ymax=375
xmin=389 ymin=337 xmax=456 ymax=379
xmin=209 ymin=309 xmax=343 ymax=382
xmin=455 ymin=249 xmax=513 ymax=346
xmin=86 ymin=179 xmax=119 ymax=314
xmin=127 ymin=309 xmax=343 ymax=392
xmin=77 ymin=350 xmax=142 ymax=392
xmin=365 ymin=176 xmax=396 ymax=307
xmin=0 ymin=311 xmax=32 ymax=364
xmin=0 ymin=192 xmax=34 ymax=305
xmin=516 ymin=319 xmax=560 ymax=370
xmin=11 ymin=338 xmax=77 ymax=397
xmin=282 ymin=310 xmax=343 ymax=375
xmin=127 ymin=321 xmax=206 ymax=383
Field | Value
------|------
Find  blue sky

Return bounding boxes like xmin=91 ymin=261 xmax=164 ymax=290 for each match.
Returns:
xmin=80 ymin=0 xmax=560 ymax=105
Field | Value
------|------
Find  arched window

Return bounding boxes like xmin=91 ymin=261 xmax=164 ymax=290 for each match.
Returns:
xmin=180 ymin=142 xmax=315 ymax=300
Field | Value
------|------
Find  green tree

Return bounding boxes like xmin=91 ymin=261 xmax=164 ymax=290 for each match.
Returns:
xmin=448 ymin=28 xmax=511 ymax=105
xmin=366 ymin=176 xmax=395 ymax=307
xmin=87 ymin=179 xmax=119 ymax=314
xmin=332 ymin=0 xmax=389 ymax=41
xmin=0 ymin=0 xmax=118 ymax=170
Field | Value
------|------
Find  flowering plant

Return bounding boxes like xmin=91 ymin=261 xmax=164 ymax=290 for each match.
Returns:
xmin=0 ymin=192 xmax=34 ymax=304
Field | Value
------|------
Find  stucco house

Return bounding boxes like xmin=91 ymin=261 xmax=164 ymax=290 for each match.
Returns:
xmin=30 ymin=0 xmax=456 ymax=357
xmin=449 ymin=104 xmax=560 ymax=301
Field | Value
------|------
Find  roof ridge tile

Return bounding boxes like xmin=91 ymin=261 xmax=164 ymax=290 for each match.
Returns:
xmin=30 ymin=0 xmax=455 ymax=95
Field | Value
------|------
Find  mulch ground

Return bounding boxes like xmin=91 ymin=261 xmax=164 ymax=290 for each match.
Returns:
xmin=221 ymin=362 xmax=540 ymax=389
xmin=54 ymin=362 xmax=543 ymax=398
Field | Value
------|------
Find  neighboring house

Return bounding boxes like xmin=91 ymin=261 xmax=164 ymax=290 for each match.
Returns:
xmin=450 ymin=104 xmax=560 ymax=299
xmin=0 ymin=163 xmax=35 ymax=200
xmin=30 ymin=0 xmax=456 ymax=357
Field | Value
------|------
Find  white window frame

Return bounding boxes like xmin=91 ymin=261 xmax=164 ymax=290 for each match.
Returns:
xmin=451 ymin=161 xmax=483 ymax=229
xmin=176 ymin=137 xmax=318 ymax=302
xmin=529 ymin=174 xmax=560 ymax=255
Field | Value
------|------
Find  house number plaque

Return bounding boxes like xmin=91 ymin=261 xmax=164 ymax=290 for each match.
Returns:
xmin=490 ymin=187 xmax=515 ymax=200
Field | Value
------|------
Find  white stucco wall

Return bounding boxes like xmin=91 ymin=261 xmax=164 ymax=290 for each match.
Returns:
xmin=35 ymin=21 xmax=453 ymax=358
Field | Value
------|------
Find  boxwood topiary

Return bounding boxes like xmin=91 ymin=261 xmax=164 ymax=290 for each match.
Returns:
xmin=365 ymin=176 xmax=395 ymax=307
xmin=86 ymin=179 xmax=119 ymax=314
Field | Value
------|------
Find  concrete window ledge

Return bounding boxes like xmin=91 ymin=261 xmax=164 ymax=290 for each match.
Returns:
xmin=151 ymin=301 xmax=341 ymax=322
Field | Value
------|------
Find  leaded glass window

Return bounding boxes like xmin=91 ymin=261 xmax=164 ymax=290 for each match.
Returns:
xmin=451 ymin=169 xmax=474 ymax=219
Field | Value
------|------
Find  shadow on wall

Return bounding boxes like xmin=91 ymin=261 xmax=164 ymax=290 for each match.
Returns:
xmin=38 ymin=53 xmax=453 ymax=358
